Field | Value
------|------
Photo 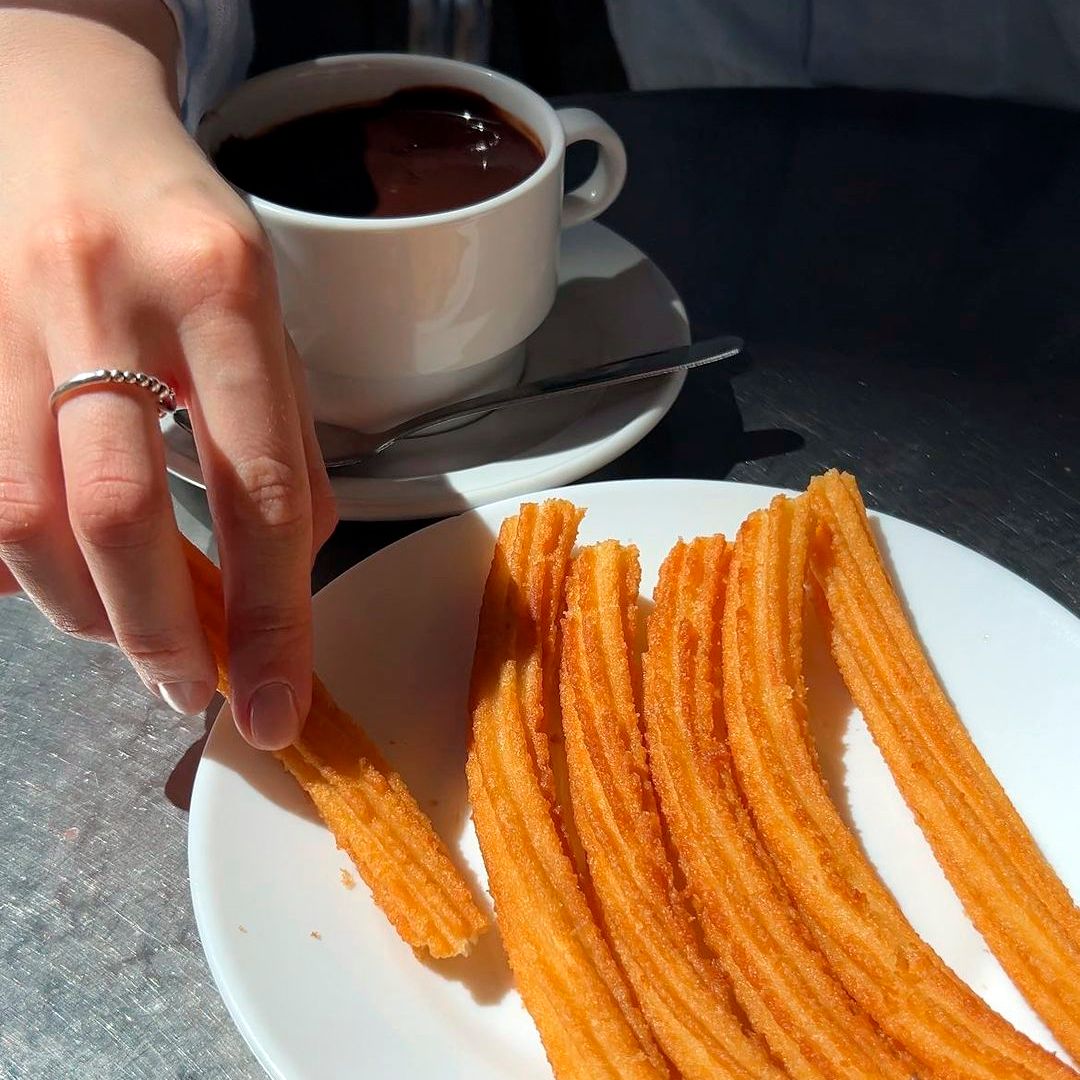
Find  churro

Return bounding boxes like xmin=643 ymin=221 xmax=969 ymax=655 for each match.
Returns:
xmin=561 ymin=541 xmax=783 ymax=1079
xmin=644 ymin=534 xmax=912 ymax=1079
xmin=466 ymin=502 xmax=668 ymax=1079
xmin=723 ymin=495 xmax=1075 ymax=1079
xmin=807 ymin=469 xmax=1080 ymax=1063
xmin=183 ymin=539 xmax=488 ymax=960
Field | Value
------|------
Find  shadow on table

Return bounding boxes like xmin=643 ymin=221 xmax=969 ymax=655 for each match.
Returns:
xmin=586 ymin=364 xmax=805 ymax=484
xmin=165 ymin=699 xmax=221 ymax=813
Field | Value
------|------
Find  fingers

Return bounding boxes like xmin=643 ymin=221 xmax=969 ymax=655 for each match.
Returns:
xmin=0 ymin=311 xmax=111 ymax=639
xmin=175 ymin=217 xmax=314 ymax=750
xmin=35 ymin=210 xmax=217 ymax=713
xmin=11 ymin=194 xmax=328 ymax=743
xmin=56 ymin=390 xmax=217 ymax=713
xmin=285 ymin=333 xmax=337 ymax=560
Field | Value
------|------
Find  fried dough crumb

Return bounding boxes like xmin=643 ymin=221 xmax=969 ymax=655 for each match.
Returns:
xmin=340 ymin=869 xmax=356 ymax=890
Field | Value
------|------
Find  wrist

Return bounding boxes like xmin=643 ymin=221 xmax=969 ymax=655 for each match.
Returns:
xmin=0 ymin=3 xmax=179 ymax=112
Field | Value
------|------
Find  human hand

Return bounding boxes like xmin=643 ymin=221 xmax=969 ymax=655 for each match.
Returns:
xmin=0 ymin=5 xmax=336 ymax=748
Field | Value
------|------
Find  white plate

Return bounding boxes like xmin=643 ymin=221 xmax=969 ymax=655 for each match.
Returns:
xmin=165 ymin=223 xmax=689 ymax=521
xmin=188 ymin=479 xmax=1080 ymax=1079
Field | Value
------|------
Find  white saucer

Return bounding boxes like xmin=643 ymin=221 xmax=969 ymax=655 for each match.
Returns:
xmin=164 ymin=222 xmax=689 ymax=521
xmin=189 ymin=479 xmax=1079 ymax=1079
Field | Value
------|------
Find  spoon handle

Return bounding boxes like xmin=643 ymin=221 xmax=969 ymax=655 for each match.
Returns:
xmin=386 ymin=335 xmax=744 ymax=441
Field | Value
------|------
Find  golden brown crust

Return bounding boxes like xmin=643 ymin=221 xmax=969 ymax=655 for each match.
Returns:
xmin=807 ymin=469 xmax=1080 ymax=1064
xmin=466 ymin=503 xmax=668 ymax=1080
xmin=643 ymin=533 xmax=912 ymax=1079
xmin=723 ymin=495 xmax=1075 ymax=1079
xmin=183 ymin=538 xmax=488 ymax=959
xmin=560 ymin=541 xmax=784 ymax=1079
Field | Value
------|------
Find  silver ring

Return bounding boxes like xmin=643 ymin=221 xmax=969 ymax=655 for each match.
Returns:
xmin=49 ymin=369 xmax=178 ymax=417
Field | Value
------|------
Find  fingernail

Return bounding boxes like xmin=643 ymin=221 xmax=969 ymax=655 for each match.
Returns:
xmin=159 ymin=680 xmax=214 ymax=716
xmin=248 ymin=682 xmax=300 ymax=750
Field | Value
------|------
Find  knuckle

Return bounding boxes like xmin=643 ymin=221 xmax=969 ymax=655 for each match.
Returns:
xmin=26 ymin=205 xmax=117 ymax=276
xmin=117 ymin=625 xmax=188 ymax=667
xmin=233 ymin=599 xmax=309 ymax=642
xmin=174 ymin=215 xmax=271 ymax=310
xmin=53 ymin=611 xmax=112 ymax=643
xmin=0 ymin=464 xmax=53 ymax=547
xmin=70 ymin=471 xmax=163 ymax=551
xmin=233 ymin=454 xmax=308 ymax=531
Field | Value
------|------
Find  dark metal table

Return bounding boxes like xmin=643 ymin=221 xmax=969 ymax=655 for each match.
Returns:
xmin=3 ymin=87 xmax=1078 ymax=1079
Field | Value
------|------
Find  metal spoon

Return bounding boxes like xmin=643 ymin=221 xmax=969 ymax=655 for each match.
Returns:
xmin=174 ymin=334 xmax=743 ymax=470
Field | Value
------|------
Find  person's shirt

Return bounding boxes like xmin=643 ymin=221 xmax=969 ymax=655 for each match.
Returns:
xmin=604 ymin=0 xmax=1080 ymax=110
xmin=164 ymin=0 xmax=1080 ymax=121
xmin=160 ymin=0 xmax=253 ymax=127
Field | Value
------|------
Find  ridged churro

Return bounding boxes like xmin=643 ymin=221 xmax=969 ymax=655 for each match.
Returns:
xmin=466 ymin=502 xmax=668 ymax=1080
xmin=723 ymin=495 xmax=1075 ymax=1079
xmin=183 ymin=538 xmax=488 ymax=959
xmin=644 ymin=534 xmax=913 ymax=1079
xmin=560 ymin=541 xmax=784 ymax=1079
xmin=807 ymin=469 xmax=1080 ymax=1064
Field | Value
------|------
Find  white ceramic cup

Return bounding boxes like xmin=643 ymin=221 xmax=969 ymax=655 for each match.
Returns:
xmin=198 ymin=53 xmax=627 ymax=431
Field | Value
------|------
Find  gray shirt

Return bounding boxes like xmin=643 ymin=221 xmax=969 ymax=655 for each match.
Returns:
xmin=605 ymin=0 xmax=1080 ymax=109
xmin=163 ymin=1 xmax=1080 ymax=119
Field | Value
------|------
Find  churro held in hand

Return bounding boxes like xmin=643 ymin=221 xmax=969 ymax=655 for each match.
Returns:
xmin=183 ymin=539 xmax=487 ymax=960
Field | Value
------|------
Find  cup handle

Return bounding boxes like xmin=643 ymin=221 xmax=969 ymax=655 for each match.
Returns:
xmin=556 ymin=107 xmax=627 ymax=228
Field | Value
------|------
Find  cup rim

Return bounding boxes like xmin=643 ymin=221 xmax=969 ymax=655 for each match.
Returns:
xmin=198 ymin=52 xmax=565 ymax=232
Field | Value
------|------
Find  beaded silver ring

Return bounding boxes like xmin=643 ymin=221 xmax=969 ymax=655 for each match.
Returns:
xmin=49 ymin=369 xmax=178 ymax=418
